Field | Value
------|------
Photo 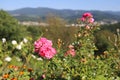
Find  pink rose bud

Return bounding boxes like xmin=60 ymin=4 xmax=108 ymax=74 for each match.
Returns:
xmin=89 ymin=18 xmax=94 ymax=23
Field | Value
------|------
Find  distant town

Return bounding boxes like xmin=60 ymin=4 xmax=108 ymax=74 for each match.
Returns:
xmin=19 ymin=20 xmax=118 ymax=27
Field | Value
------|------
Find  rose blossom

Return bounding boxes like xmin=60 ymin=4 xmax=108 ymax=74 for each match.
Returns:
xmin=66 ymin=49 xmax=76 ymax=57
xmin=80 ymin=17 xmax=85 ymax=22
xmin=39 ymin=46 xmax=56 ymax=59
xmin=82 ymin=12 xmax=93 ymax=18
xmin=23 ymin=38 xmax=28 ymax=43
xmin=16 ymin=45 xmax=22 ymax=50
xmin=80 ymin=12 xmax=94 ymax=23
xmin=64 ymin=45 xmax=76 ymax=57
xmin=88 ymin=18 xmax=94 ymax=23
xmin=12 ymin=40 xmax=17 ymax=45
xmin=4 ymin=56 xmax=12 ymax=62
xmin=34 ymin=37 xmax=57 ymax=59
xmin=2 ymin=38 xmax=6 ymax=43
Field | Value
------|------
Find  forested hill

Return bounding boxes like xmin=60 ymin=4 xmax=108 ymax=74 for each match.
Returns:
xmin=7 ymin=7 xmax=120 ymax=22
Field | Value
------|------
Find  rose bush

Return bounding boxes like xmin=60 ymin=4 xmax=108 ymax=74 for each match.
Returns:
xmin=0 ymin=12 xmax=120 ymax=80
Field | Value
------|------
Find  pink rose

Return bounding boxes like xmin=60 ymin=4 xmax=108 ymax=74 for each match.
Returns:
xmin=34 ymin=40 xmax=42 ymax=53
xmin=34 ymin=37 xmax=57 ymax=59
xmin=69 ymin=49 xmax=76 ymax=57
xmin=65 ymin=45 xmax=76 ymax=57
xmin=88 ymin=18 xmax=94 ymax=23
xmin=65 ymin=49 xmax=76 ymax=57
xmin=39 ymin=37 xmax=47 ymax=43
xmin=80 ymin=17 xmax=85 ymax=22
xmin=80 ymin=12 xmax=94 ymax=24
xmin=82 ymin=12 xmax=93 ymax=18
xmin=40 ymin=46 xmax=56 ymax=59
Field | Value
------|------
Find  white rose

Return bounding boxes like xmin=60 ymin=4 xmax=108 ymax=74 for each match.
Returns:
xmin=37 ymin=58 xmax=43 ymax=61
xmin=2 ymin=38 xmax=6 ymax=43
xmin=16 ymin=45 xmax=22 ymax=50
xmin=5 ymin=56 xmax=12 ymax=62
xmin=20 ymin=41 xmax=23 ymax=45
xmin=23 ymin=38 xmax=28 ymax=43
xmin=12 ymin=40 xmax=17 ymax=45
xmin=31 ymin=54 xmax=36 ymax=59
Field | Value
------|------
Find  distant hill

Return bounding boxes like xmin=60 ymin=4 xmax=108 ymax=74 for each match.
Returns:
xmin=7 ymin=7 xmax=120 ymax=22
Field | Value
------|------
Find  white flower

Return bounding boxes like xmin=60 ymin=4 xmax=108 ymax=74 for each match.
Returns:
xmin=4 ymin=56 xmax=12 ymax=62
xmin=12 ymin=40 xmax=17 ymax=45
xmin=37 ymin=57 xmax=43 ymax=61
xmin=23 ymin=38 xmax=28 ymax=43
xmin=20 ymin=41 xmax=23 ymax=45
xmin=16 ymin=45 xmax=22 ymax=50
xmin=31 ymin=54 xmax=36 ymax=59
xmin=2 ymin=38 xmax=6 ymax=43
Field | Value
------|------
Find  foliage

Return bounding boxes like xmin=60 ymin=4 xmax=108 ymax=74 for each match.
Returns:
xmin=27 ymin=26 xmax=43 ymax=41
xmin=101 ymin=22 xmax=120 ymax=33
xmin=0 ymin=10 xmax=27 ymax=41
xmin=94 ymin=22 xmax=120 ymax=52
xmin=94 ymin=30 xmax=114 ymax=51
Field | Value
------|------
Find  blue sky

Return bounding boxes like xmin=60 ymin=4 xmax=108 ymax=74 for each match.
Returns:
xmin=0 ymin=0 xmax=120 ymax=11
